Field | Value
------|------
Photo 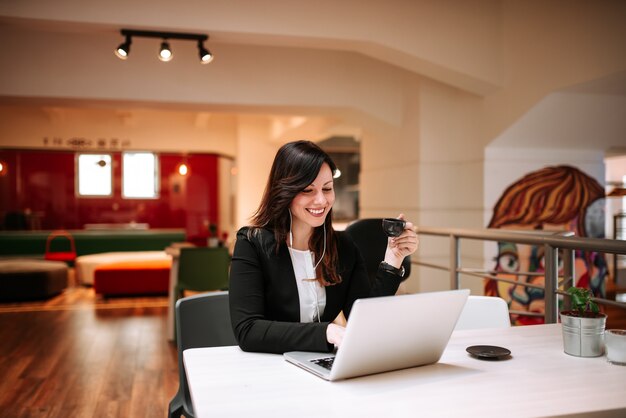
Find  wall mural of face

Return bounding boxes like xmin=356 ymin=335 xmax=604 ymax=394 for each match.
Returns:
xmin=485 ymin=166 xmax=607 ymax=325
xmin=491 ymin=235 xmax=607 ymax=325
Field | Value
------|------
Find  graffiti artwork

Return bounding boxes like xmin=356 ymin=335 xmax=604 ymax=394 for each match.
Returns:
xmin=485 ymin=165 xmax=607 ymax=325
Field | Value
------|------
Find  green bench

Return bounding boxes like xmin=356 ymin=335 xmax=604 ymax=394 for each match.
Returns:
xmin=0 ymin=229 xmax=186 ymax=258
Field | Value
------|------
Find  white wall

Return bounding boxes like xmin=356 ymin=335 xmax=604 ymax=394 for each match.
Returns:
xmin=357 ymin=75 xmax=486 ymax=295
xmin=490 ymin=92 xmax=626 ymax=151
xmin=234 ymin=116 xmax=279 ymax=230
xmin=414 ymin=79 xmax=485 ymax=294
xmin=0 ymin=106 xmax=239 ymax=155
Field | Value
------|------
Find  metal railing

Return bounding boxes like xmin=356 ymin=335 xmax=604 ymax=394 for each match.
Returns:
xmin=412 ymin=227 xmax=626 ymax=323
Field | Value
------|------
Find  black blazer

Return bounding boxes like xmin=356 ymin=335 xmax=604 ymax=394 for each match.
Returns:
xmin=229 ymin=226 xmax=403 ymax=354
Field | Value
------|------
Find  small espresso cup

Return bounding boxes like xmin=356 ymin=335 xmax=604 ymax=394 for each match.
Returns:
xmin=605 ymin=329 xmax=626 ymax=365
xmin=382 ymin=218 xmax=406 ymax=237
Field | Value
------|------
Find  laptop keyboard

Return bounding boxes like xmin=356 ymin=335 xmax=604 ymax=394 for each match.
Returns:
xmin=310 ymin=356 xmax=335 ymax=370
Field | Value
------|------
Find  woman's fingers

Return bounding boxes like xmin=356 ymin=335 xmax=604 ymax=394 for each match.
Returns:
xmin=390 ymin=232 xmax=419 ymax=255
xmin=326 ymin=323 xmax=346 ymax=347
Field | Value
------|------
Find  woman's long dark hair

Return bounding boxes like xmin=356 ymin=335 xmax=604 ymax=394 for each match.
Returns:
xmin=250 ymin=140 xmax=341 ymax=285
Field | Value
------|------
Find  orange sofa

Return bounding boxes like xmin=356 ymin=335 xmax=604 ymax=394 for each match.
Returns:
xmin=93 ymin=259 xmax=171 ymax=296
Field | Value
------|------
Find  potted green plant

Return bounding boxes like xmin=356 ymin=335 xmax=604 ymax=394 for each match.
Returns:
xmin=560 ymin=287 xmax=607 ymax=357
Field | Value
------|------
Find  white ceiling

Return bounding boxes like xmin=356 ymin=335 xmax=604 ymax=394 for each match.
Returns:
xmin=564 ymin=70 xmax=626 ymax=96
xmin=490 ymin=71 xmax=626 ymax=152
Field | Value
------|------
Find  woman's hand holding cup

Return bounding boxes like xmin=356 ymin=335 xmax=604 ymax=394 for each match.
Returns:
xmin=383 ymin=214 xmax=418 ymax=268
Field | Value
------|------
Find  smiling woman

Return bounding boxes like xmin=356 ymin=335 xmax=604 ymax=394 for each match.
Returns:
xmin=228 ymin=140 xmax=419 ymax=354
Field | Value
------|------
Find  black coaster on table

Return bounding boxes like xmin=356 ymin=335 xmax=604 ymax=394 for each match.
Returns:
xmin=466 ymin=345 xmax=511 ymax=360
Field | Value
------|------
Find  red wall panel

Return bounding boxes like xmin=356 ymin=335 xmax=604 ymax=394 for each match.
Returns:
xmin=0 ymin=149 xmax=219 ymax=239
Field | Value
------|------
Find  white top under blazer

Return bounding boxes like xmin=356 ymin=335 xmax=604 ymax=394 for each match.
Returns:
xmin=288 ymin=248 xmax=326 ymax=323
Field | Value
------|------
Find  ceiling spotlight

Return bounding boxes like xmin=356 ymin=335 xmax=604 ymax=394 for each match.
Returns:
xmin=114 ymin=29 xmax=212 ymax=64
xmin=159 ymin=41 xmax=173 ymax=62
xmin=114 ymin=35 xmax=131 ymax=60
xmin=198 ymin=41 xmax=213 ymax=64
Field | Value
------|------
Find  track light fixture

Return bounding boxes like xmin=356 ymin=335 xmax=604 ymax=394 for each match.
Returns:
xmin=158 ymin=41 xmax=173 ymax=62
xmin=115 ymin=35 xmax=131 ymax=60
xmin=114 ymin=29 xmax=212 ymax=64
xmin=198 ymin=40 xmax=213 ymax=64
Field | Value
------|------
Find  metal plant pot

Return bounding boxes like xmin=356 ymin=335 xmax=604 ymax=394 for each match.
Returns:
xmin=560 ymin=312 xmax=607 ymax=357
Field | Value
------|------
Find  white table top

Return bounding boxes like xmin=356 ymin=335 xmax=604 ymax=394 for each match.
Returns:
xmin=184 ymin=324 xmax=626 ymax=418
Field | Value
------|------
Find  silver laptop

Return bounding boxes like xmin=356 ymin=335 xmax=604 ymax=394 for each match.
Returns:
xmin=284 ymin=289 xmax=470 ymax=381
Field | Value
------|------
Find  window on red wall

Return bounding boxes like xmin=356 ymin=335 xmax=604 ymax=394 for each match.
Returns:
xmin=122 ymin=152 xmax=159 ymax=199
xmin=76 ymin=153 xmax=112 ymax=197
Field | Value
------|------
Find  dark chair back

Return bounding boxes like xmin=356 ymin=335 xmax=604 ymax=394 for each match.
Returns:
xmin=168 ymin=291 xmax=237 ymax=418
xmin=344 ymin=218 xmax=411 ymax=282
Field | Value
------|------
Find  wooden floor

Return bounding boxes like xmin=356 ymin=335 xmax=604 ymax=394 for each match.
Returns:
xmin=0 ymin=284 xmax=178 ymax=418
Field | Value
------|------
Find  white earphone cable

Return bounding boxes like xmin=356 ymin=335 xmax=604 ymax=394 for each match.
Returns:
xmin=288 ymin=208 xmax=326 ymax=269
xmin=288 ymin=208 xmax=325 ymax=322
